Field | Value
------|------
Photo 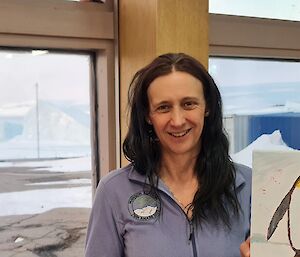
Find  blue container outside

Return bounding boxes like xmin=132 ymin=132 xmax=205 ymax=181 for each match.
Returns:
xmin=248 ymin=112 xmax=300 ymax=150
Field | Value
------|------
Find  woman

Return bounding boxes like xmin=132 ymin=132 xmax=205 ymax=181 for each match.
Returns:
xmin=85 ymin=53 xmax=251 ymax=257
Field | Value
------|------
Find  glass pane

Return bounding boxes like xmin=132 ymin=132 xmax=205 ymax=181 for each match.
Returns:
xmin=0 ymin=50 xmax=91 ymax=160
xmin=209 ymin=0 xmax=300 ymax=22
xmin=209 ymin=57 xmax=300 ymax=158
xmin=0 ymin=49 xmax=92 ymax=256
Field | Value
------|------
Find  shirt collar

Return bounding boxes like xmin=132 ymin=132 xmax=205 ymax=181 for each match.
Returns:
xmin=234 ymin=165 xmax=246 ymax=189
xmin=127 ymin=164 xmax=173 ymax=196
xmin=127 ymin=164 xmax=147 ymax=183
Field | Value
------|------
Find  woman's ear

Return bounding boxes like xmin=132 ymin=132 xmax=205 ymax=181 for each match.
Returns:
xmin=204 ymin=110 xmax=210 ymax=117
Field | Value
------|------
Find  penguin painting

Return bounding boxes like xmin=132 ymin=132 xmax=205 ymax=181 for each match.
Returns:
xmin=267 ymin=175 xmax=300 ymax=257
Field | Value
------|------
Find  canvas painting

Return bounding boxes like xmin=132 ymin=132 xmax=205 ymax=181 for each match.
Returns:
xmin=251 ymin=151 xmax=300 ymax=257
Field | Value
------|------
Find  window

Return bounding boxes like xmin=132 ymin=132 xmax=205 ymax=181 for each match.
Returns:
xmin=0 ymin=1 xmax=115 ymax=256
xmin=0 ymin=49 xmax=93 ymax=254
xmin=0 ymin=49 xmax=92 ymax=160
xmin=209 ymin=57 xmax=300 ymax=154
xmin=209 ymin=6 xmax=300 ymax=166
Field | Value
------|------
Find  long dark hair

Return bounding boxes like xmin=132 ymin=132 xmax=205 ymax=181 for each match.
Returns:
xmin=123 ymin=53 xmax=240 ymax=227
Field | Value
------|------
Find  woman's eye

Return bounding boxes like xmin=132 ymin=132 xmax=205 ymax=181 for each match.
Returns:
xmin=183 ymin=101 xmax=197 ymax=109
xmin=157 ymin=105 xmax=170 ymax=112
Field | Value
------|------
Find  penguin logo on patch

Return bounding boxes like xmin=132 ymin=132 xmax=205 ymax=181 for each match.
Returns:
xmin=128 ymin=192 xmax=161 ymax=220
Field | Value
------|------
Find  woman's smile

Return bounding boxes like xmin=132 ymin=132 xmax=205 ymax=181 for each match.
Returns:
xmin=168 ymin=128 xmax=192 ymax=138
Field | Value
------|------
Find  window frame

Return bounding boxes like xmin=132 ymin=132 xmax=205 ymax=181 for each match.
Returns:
xmin=0 ymin=0 xmax=118 ymax=192
xmin=209 ymin=13 xmax=300 ymax=60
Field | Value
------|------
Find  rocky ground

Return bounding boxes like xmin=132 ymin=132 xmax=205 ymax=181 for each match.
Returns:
xmin=0 ymin=165 xmax=92 ymax=257
xmin=0 ymin=208 xmax=90 ymax=257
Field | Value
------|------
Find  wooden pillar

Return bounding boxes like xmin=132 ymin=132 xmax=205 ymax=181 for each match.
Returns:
xmin=119 ymin=0 xmax=208 ymax=165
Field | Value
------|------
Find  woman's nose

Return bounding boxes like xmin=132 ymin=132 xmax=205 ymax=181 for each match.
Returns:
xmin=170 ymin=108 xmax=185 ymax=126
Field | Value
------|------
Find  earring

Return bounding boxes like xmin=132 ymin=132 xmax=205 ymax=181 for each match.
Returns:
xmin=205 ymin=111 xmax=209 ymax=117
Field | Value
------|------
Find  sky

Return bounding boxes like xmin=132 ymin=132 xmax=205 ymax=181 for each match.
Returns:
xmin=0 ymin=50 xmax=91 ymax=105
xmin=209 ymin=0 xmax=300 ymax=21
xmin=208 ymin=58 xmax=300 ymax=113
xmin=209 ymin=58 xmax=300 ymax=87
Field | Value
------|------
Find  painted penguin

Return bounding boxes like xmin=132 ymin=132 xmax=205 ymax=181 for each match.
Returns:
xmin=267 ymin=175 xmax=300 ymax=257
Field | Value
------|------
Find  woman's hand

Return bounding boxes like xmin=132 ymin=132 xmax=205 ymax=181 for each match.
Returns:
xmin=240 ymin=237 xmax=250 ymax=257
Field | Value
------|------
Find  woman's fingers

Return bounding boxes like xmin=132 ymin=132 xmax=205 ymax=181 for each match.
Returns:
xmin=240 ymin=237 xmax=250 ymax=257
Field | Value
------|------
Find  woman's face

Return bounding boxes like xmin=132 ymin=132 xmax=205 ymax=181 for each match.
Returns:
xmin=147 ymin=71 xmax=207 ymax=158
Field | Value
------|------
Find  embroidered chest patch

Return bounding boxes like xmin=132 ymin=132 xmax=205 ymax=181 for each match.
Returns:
xmin=128 ymin=192 xmax=161 ymax=220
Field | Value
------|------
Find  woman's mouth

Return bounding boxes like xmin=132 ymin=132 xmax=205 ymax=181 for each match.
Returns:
xmin=168 ymin=128 xmax=192 ymax=138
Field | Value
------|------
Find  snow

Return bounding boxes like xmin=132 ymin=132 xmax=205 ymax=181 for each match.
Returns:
xmin=231 ymin=130 xmax=295 ymax=168
xmin=26 ymin=178 xmax=91 ymax=186
xmin=0 ymin=156 xmax=92 ymax=216
xmin=0 ymin=156 xmax=91 ymax=172
xmin=14 ymin=237 xmax=25 ymax=243
xmin=20 ymin=101 xmax=90 ymax=144
xmin=134 ymin=206 xmax=158 ymax=217
xmin=0 ymin=101 xmax=90 ymax=160
xmin=0 ymin=102 xmax=33 ymax=117
xmin=225 ymin=102 xmax=300 ymax=115
xmin=0 ymin=186 xmax=92 ymax=216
